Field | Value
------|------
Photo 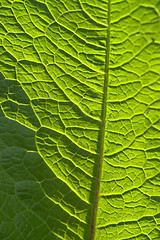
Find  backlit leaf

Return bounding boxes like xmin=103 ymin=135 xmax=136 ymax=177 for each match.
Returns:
xmin=0 ymin=0 xmax=160 ymax=239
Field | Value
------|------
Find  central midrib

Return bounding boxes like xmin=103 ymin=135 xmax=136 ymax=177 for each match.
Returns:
xmin=90 ymin=1 xmax=111 ymax=239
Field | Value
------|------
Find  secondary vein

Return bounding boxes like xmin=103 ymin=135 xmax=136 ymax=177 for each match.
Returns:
xmin=90 ymin=0 xmax=110 ymax=239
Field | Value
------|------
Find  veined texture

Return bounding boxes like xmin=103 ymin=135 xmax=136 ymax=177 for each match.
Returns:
xmin=0 ymin=0 xmax=160 ymax=240
xmin=97 ymin=1 xmax=160 ymax=239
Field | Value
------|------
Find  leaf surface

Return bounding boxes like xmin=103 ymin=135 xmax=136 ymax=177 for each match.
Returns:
xmin=0 ymin=0 xmax=160 ymax=239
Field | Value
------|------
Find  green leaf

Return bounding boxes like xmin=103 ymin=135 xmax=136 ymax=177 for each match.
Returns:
xmin=0 ymin=0 xmax=160 ymax=239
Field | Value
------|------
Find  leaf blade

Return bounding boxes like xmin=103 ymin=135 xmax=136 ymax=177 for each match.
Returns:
xmin=0 ymin=0 xmax=160 ymax=240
